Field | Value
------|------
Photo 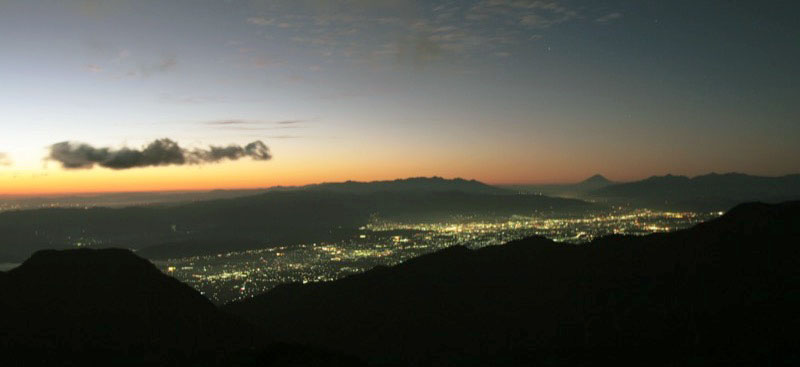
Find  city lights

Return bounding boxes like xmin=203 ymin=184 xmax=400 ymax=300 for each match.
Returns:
xmin=156 ymin=208 xmax=720 ymax=304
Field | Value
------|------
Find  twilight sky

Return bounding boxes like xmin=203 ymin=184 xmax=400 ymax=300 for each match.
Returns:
xmin=1 ymin=0 xmax=798 ymax=195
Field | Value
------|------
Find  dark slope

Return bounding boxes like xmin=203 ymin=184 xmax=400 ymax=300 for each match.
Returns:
xmin=0 ymin=248 xmax=257 ymax=365
xmin=592 ymin=172 xmax=800 ymax=210
xmin=225 ymin=201 xmax=800 ymax=366
xmin=0 ymin=248 xmax=364 ymax=366
xmin=0 ymin=185 xmax=597 ymax=262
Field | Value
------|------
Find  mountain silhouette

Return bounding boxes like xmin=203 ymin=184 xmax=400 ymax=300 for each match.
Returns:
xmin=0 ymin=188 xmax=269 ymax=211
xmin=592 ymin=172 xmax=800 ymax=210
xmin=502 ymin=174 xmax=615 ymax=198
xmin=296 ymin=176 xmax=511 ymax=195
xmin=225 ymin=201 xmax=800 ymax=366
xmin=0 ymin=248 xmax=363 ymax=366
xmin=0 ymin=179 xmax=596 ymax=262
xmin=581 ymin=174 xmax=611 ymax=186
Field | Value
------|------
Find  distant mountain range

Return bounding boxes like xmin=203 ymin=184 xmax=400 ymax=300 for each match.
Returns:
xmin=290 ymin=176 xmax=511 ymax=195
xmin=3 ymin=172 xmax=799 ymax=262
xmin=503 ymin=174 xmax=614 ymax=197
xmin=2 ymin=201 xmax=798 ymax=365
xmin=225 ymin=201 xmax=800 ymax=365
xmin=0 ymin=177 xmax=596 ymax=262
xmin=0 ymin=188 xmax=269 ymax=211
xmin=504 ymin=172 xmax=800 ymax=211
xmin=590 ymin=172 xmax=800 ymax=211
xmin=0 ymin=177 xmax=507 ymax=212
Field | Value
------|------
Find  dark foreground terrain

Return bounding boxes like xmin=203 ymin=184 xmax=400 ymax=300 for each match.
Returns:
xmin=2 ymin=201 xmax=799 ymax=366
xmin=226 ymin=201 xmax=800 ymax=365
xmin=0 ymin=249 xmax=364 ymax=366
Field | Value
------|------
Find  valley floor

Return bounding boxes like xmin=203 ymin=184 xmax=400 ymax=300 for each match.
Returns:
xmin=155 ymin=208 xmax=719 ymax=303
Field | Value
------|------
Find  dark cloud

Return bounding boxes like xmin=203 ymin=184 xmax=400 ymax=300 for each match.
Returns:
xmin=190 ymin=140 xmax=272 ymax=163
xmin=48 ymin=139 xmax=271 ymax=170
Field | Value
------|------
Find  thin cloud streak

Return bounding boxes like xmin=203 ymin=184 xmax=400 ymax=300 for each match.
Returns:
xmin=264 ymin=135 xmax=303 ymax=139
xmin=595 ymin=12 xmax=622 ymax=24
xmin=205 ymin=119 xmax=307 ymax=126
xmin=242 ymin=0 xmax=589 ymax=68
xmin=217 ymin=126 xmax=302 ymax=131
xmin=207 ymin=120 xmax=250 ymax=125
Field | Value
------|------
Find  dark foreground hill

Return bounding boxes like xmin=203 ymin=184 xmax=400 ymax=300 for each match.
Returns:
xmin=0 ymin=248 xmax=364 ymax=366
xmin=225 ymin=201 xmax=800 ymax=366
xmin=591 ymin=172 xmax=800 ymax=211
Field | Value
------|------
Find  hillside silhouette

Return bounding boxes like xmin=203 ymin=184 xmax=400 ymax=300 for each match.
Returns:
xmin=0 ymin=248 xmax=363 ymax=366
xmin=0 ymin=178 xmax=596 ymax=262
xmin=225 ymin=201 xmax=800 ymax=366
xmin=592 ymin=172 xmax=800 ymax=210
xmin=3 ymin=200 xmax=798 ymax=366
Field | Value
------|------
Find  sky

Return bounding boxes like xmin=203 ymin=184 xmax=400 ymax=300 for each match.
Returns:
xmin=0 ymin=0 xmax=798 ymax=195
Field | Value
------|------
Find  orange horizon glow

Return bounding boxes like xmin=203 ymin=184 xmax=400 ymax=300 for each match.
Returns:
xmin=2 ymin=1 xmax=799 ymax=199
xmin=3 ymin=160 xmax=797 ymax=198
xmin=3 ymin=140 xmax=798 ymax=197
xmin=0 ymin=166 xmax=602 ymax=197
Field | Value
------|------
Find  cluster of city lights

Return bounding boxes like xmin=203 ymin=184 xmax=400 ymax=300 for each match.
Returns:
xmin=155 ymin=208 xmax=720 ymax=304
